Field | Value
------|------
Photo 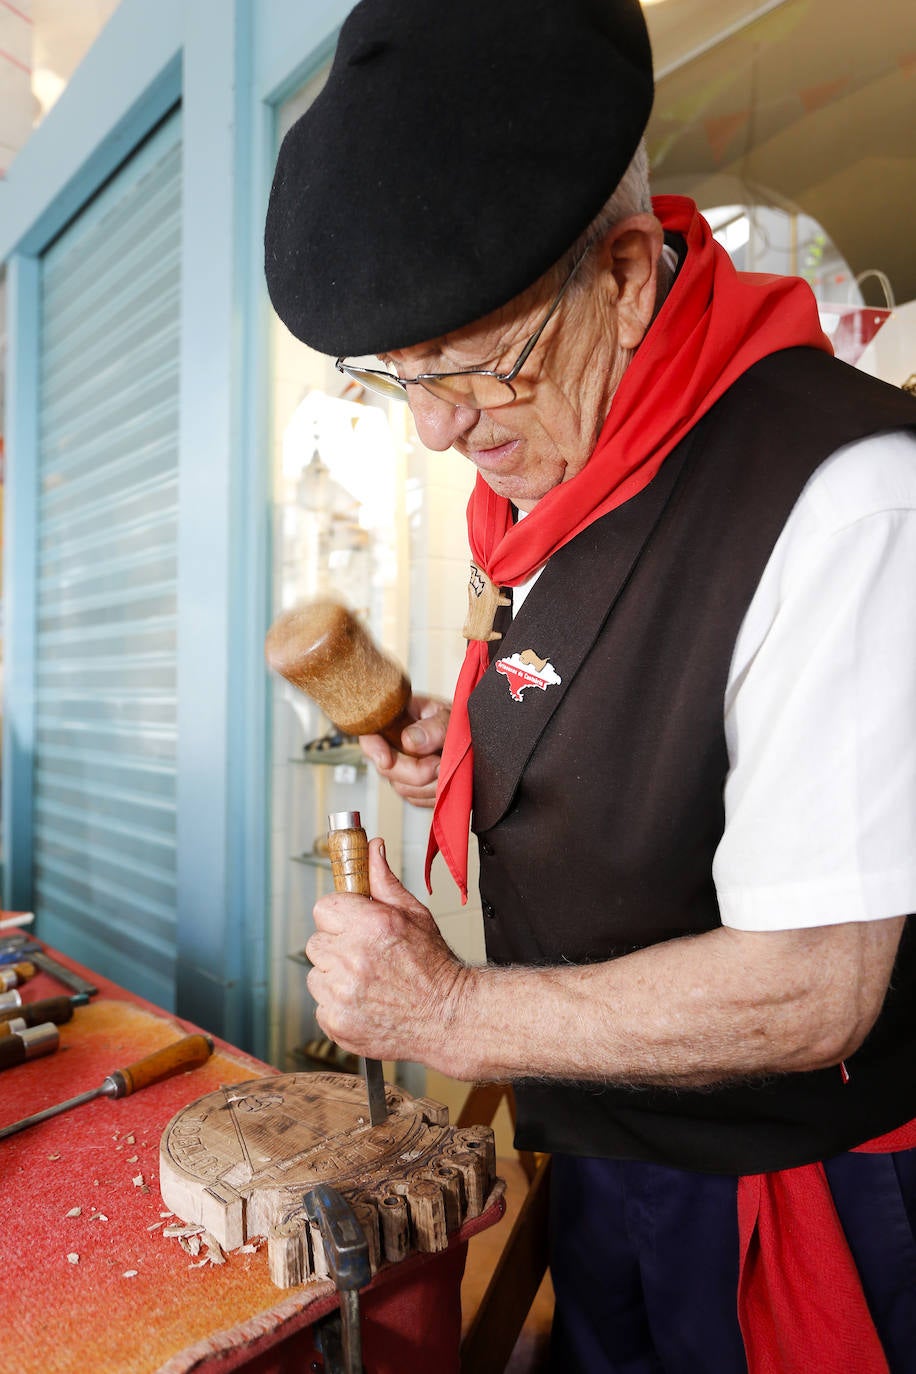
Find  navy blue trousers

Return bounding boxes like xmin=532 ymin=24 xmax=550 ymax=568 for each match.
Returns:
xmin=547 ymin=1148 xmax=916 ymax=1374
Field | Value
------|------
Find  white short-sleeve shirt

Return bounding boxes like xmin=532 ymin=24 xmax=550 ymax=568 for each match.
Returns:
xmin=513 ymin=429 xmax=916 ymax=932
xmin=713 ymin=429 xmax=916 ymax=930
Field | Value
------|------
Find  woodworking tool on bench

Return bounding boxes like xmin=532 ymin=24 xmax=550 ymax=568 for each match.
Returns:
xmin=265 ymin=597 xmax=416 ymax=749
xmin=0 ymin=1032 xmax=214 ymax=1139
xmin=0 ymin=1022 xmax=59 ymax=1071
xmin=0 ymin=992 xmax=90 ymax=1029
xmin=305 ymin=1183 xmax=372 ymax=1374
xmin=0 ymin=939 xmax=98 ymax=996
xmin=0 ymin=990 xmax=23 ymax=1011
xmin=327 ymin=812 xmax=388 ymax=1128
xmin=0 ymin=962 xmax=37 ymax=991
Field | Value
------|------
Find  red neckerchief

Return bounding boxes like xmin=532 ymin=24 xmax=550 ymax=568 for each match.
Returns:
xmin=426 ymin=194 xmax=832 ymax=898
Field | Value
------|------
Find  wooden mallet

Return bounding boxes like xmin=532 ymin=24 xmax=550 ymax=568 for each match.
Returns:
xmin=264 ymin=598 xmax=415 ymax=748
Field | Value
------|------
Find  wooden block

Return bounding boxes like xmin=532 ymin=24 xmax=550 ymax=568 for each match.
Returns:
xmin=267 ymin=1215 xmax=309 ymax=1288
xmin=416 ymin=1162 xmax=463 ymax=1232
xmin=404 ymin=1178 xmax=448 ymax=1254
xmin=374 ymin=1191 xmax=410 ymax=1263
xmin=445 ymin=1150 xmax=487 ymax=1219
xmin=451 ymin=1125 xmax=497 ymax=1190
xmin=352 ymin=1200 xmax=381 ymax=1275
xmin=159 ymin=1071 xmax=494 ymax=1288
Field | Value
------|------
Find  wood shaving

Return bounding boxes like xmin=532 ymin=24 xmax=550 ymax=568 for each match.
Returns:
xmin=124 ymin=1134 xmax=135 ymax=1144
xmin=236 ymin=1242 xmax=260 ymax=1254
xmin=66 ymin=1207 xmax=82 ymax=1218
xmin=127 ymin=1155 xmax=139 ymax=1163
xmin=132 ymin=1173 xmax=145 ymax=1188
xmin=160 ymin=1211 xmax=174 ymax=1218
xmin=89 ymin=1212 xmax=108 ymax=1223
xmin=146 ymin=1221 xmax=164 ymax=1232
xmin=122 ymin=1270 xmax=138 ymax=1279
xmin=48 ymin=1154 xmax=61 ymax=1161
xmin=67 ymin=1253 xmax=79 ymax=1264
xmin=163 ymin=1222 xmax=226 ymax=1268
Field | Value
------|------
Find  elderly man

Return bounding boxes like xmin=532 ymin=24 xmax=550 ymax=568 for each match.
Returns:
xmin=265 ymin=2 xmax=916 ymax=1370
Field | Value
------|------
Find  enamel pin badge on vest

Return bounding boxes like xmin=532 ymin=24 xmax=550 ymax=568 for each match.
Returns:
xmin=495 ymin=649 xmax=562 ymax=703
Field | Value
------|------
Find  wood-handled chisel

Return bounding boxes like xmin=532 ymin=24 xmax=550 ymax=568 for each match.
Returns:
xmin=0 ymin=992 xmax=90 ymax=1028
xmin=0 ymin=1032 xmax=214 ymax=1139
xmin=327 ymin=811 xmax=388 ymax=1128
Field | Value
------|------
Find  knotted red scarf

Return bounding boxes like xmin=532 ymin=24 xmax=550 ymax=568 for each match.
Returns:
xmin=426 ymin=194 xmax=831 ymax=898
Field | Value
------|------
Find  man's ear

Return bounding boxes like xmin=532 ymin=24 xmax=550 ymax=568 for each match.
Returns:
xmin=601 ymin=214 xmax=665 ymax=350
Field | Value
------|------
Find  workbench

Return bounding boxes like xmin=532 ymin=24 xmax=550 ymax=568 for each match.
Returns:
xmin=1 ymin=937 xmax=504 ymax=1374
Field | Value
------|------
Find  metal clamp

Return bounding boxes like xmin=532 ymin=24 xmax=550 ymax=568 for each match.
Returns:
xmin=304 ymin=1184 xmax=371 ymax=1374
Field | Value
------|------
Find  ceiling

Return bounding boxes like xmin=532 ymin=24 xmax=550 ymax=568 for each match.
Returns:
xmin=0 ymin=0 xmax=120 ymax=178
xmin=643 ymin=0 xmax=916 ymax=304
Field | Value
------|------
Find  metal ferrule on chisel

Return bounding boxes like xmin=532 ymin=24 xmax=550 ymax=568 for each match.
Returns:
xmin=0 ymin=1022 xmax=59 ymax=1071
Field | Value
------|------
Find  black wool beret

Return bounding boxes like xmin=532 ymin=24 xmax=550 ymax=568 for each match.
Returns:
xmin=264 ymin=0 xmax=654 ymax=357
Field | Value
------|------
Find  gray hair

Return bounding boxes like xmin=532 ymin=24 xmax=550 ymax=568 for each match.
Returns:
xmin=575 ymin=138 xmax=653 ymax=253
xmin=554 ymin=138 xmax=660 ymax=294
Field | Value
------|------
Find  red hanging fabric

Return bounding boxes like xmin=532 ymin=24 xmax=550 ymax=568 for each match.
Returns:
xmin=737 ymin=1117 xmax=916 ymax=1373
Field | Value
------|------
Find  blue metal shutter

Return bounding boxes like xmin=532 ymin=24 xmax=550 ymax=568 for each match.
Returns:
xmin=33 ymin=111 xmax=182 ymax=1006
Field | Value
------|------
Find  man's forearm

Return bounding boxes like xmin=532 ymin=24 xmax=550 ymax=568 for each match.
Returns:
xmin=431 ymin=917 xmax=904 ymax=1088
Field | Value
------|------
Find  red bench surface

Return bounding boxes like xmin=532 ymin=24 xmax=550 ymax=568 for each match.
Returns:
xmin=0 ymin=935 xmax=503 ymax=1373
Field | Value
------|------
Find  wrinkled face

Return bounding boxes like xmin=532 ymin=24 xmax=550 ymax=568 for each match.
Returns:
xmin=382 ymin=262 xmax=632 ymax=510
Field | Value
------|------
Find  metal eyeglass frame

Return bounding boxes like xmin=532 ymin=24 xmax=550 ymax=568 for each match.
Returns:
xmin=335 ymin=246 xmax=590 ymax=409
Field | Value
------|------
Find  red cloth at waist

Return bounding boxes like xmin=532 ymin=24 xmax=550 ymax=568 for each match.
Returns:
xmin=737 ymin=1117 xmax=916 ymax=1374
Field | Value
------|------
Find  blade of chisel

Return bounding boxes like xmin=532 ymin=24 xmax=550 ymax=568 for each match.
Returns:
xmin=363 ymin=1057 xmax=387 ymax=1126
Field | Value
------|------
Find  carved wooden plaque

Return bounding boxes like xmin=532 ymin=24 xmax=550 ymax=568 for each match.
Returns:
xmin=159 ymin=1072 xmax=496 ymax=1288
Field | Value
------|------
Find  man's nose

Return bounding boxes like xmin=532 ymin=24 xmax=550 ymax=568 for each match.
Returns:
xmin=407 ymin=389 xmax=480 ymax=451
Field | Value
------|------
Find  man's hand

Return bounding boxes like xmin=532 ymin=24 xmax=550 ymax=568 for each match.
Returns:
xmin=306 ymin=838 xmax=468 ymax=1063
xmin=358 ymin=695 xmax=450 ymax=808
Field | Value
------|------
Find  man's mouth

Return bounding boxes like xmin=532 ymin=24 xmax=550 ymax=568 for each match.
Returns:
xmin=465 ymin=438 xmax=520 ymax=472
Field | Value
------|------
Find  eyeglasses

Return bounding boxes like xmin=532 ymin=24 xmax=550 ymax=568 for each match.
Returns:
xmin=335 ymin=248 xmax=589 ymax=410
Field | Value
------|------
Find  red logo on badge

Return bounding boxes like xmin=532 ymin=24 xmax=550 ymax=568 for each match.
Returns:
xmin=494 ymin=650 xmax=562 ymax=703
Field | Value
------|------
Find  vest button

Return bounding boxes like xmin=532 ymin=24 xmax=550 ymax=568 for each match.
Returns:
xmin=482 ymin=899 xmax=496 ymax=921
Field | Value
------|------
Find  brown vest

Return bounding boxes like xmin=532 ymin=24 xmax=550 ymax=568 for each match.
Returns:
xmin=469 ymin=348 xmax=916 ymax=1173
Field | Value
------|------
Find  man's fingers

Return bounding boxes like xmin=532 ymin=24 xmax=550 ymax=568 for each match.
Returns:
xmin=368 ymin=838 xmax=432 ymax=916
xmin=359 ymin=734 xmax=396 ymax=771
xmin=399 ymin=701 xmax=449 ymax=757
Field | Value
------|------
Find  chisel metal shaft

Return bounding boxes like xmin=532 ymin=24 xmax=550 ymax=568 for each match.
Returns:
xmin=0 ymin=1032 xmax=214 ymax=1139
xmin=327 ymin=811 xmax=388 ymax=1127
